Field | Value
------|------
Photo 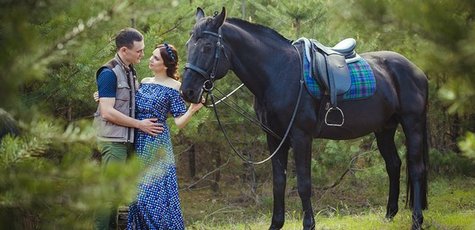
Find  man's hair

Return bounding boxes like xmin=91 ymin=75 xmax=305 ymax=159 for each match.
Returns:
xmin=115 ymin=28 xmax=143 ymax=51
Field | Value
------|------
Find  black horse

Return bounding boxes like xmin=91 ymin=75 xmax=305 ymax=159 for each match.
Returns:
xmin=181 ymin=7 xmax=428 ymax=230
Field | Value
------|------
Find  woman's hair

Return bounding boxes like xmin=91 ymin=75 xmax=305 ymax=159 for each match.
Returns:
xmin=156 ymin=43 xmax=179 ymax=80
xmin=115 ymin=28 xmax=143 ymax=50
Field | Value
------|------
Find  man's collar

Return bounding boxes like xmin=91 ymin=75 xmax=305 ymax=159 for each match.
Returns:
xmin=115 ymin=53 xmax=132 ymax=72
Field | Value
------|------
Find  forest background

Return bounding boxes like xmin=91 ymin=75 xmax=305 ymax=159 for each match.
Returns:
xmin=0 ymin=0 xmax=474 ymax=229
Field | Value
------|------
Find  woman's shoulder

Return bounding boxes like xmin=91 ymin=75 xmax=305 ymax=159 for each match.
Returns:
xmin=140 ymin=77 xmax=181 ymax=92
xmin=141 ymin=77 xmax=153 ymax=83
xmin=165 ymin=79 xmax=181 ymax=91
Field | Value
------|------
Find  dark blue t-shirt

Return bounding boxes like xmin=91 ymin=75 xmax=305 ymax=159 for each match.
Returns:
xmin=97 ymin=68 xmax=117 ymax=97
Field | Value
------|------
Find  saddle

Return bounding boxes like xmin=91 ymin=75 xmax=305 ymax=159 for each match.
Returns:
xmin=296 ymin=37 xmax=362 ymax=126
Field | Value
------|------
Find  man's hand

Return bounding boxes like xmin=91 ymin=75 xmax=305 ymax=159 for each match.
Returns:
xmin=99 ymin=98 xmax=163 ymax=136
xmin=137 ymin=118 xmax=164 ymax=136
xmin=93 ymin=91 xmax=99 ymax=102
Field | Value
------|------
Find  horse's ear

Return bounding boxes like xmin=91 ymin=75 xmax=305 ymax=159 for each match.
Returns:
xmin=196 ymin=7 xmax=205 ymax=22
xmin=212 ymin=7 xmax=226 ymax=28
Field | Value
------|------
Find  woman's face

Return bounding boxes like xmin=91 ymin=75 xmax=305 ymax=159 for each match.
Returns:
xmin=149 ymin=48 xmax=167 ymax=74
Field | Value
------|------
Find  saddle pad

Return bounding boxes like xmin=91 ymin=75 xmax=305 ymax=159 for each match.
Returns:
xmin=303 ymin=52 xmax=376 ymax=100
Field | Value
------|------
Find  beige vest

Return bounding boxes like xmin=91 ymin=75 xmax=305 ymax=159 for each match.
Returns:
xmin=93 ymin=55 xmax=138 ymax=143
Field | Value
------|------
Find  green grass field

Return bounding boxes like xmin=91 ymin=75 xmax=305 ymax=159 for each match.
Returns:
xmin=181 ymin=176 xmax=475 ymax=230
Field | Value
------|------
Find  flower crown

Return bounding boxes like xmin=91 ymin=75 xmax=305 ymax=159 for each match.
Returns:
xmin=164 ymin=43 xmax=176 ymax=62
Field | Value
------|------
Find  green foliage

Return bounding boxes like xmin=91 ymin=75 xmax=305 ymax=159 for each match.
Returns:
xmin=459 ymin=132 xmax=475 ymax=159
xmin=311 ymin=137 xmax=378 ymax=187
xmin=249 ymin=0 xmax=327 ymax=38
xmin=0 ymin=118 xmax=144 ymax=229
xmin=429 ymin=148 xmax=475 ymax=177
xmin=1 ymin=0 xmax=475 ymax=228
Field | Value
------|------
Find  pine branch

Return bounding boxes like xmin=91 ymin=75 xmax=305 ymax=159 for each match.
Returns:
xmin=36 ymin=1 xmax=130 ymax=63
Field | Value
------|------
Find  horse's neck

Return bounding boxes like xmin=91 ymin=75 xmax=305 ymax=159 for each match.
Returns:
xmin=224 ymin=25 xmax=296 ymax=99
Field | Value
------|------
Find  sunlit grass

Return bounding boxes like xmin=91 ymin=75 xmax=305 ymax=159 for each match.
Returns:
xmin=186 ymin=209 xmax=475 ymax=230
xmin=181 ymin=177 xmax=475 ymax=230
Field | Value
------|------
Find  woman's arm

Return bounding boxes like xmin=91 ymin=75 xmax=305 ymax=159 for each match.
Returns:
xmin=174 ymin=102 xmax=203 ymax=129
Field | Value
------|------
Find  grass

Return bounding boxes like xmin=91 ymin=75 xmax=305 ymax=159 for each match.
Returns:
xmin=180 ymin=176 xmax=475 ymax=230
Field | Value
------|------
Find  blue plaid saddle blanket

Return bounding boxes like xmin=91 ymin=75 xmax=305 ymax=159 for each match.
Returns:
xmin=302 ymin=52 xmax=376 ymax=100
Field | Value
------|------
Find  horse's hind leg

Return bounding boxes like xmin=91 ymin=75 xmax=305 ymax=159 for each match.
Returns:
xmin=400 ymin=115 xmax=428 ymax=230
xmin=375 ymin=125 xmax=401 ymax=220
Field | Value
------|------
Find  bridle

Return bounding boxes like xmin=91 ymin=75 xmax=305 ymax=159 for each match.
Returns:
xmin=184 ymin=28 xmax=227 ymax=94
xmin=184 ymin=27 xmax=305 ymax=165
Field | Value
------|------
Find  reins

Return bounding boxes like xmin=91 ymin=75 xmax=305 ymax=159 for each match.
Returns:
xmin=205 ymin=83 xmax=244 ymax=107
xmin=205 ymin=85 xmax=281 ymax=140
xmin=185 ymin=28 xmax=305 ymax=165
xmin=208 ymin=79 xmax=304 ymax=165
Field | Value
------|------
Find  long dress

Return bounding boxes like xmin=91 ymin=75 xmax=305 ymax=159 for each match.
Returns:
xmin=127 ymin=83 xmax=187 ymax=230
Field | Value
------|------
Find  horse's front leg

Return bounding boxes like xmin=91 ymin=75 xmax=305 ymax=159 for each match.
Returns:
xmin=269 ymin=136 xmax=290 ymax=230
xmin=292 ymin=132 xmax=315 ymax=230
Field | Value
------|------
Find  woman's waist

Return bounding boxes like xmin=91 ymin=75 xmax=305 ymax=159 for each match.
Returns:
xmin=136 ymin=113 xmax=166 ymax=121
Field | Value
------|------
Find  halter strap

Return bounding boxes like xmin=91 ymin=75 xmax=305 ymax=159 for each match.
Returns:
xmin=184 ymin=28 xmax=227 ymax=92
xmin=203 ymin=31 xmax=220 ymax=38
xmin=184 ymin=63 xmax=209 ymax=79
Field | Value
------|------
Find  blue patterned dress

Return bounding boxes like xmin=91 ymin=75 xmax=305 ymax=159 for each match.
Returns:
xmin=127 ymin=83 xmax=187 ymax=230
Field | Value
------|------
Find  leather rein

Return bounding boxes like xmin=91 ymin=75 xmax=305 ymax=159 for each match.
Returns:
xmin=184 ymin=29 xmax=304 ymax=165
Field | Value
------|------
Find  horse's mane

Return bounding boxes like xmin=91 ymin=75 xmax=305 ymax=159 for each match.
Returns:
xmin=226 ymin=18 xmax=292 ymax=44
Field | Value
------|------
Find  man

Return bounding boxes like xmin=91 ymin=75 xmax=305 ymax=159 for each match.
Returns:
xmin=93 ymin=27 xmax=162 ymax=230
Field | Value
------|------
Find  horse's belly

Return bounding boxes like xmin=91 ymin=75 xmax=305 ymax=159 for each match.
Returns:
xmin=315 ymin=96 xmax=395 ymax=140
xmin=318 ymin=124 xmax=380 ymax=140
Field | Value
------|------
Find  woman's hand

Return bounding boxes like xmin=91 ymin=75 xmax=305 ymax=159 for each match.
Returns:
xmin=175 ymin=97 xmax=206 ymax=129
xmin=189 ymin=97 xmax=205 ymax=113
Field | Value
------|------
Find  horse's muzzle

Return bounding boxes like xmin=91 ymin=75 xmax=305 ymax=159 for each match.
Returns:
xmin=181 ymin=88 xmax=203 ymax=104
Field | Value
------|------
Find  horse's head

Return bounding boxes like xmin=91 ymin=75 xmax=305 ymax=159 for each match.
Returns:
xmin=181 ymin=7 xmax=231 ymax=103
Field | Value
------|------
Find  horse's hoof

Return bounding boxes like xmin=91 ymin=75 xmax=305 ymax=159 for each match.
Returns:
xmin=384 ymin=216 xmax=393 ymax=223
xmin=303 ymin=219 xmax=315 ymax=230
xmin=385 ymin=207 xmax=398 ymax=220
xmin=411 ymin=223 xmax=422 ymax=230
xmin=303 ymin=224 xmax=315 ymax=230
xmin=384 ymin=212 xmax=396 ymax=222
xmin=269 ymin=223 xmax=283 ymax=230
xmin=411 ymin=215 xmax=423 ymax=230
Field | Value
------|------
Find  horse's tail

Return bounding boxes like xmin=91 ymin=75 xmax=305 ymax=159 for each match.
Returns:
xmin=405 ymin=90 xmax=429 ymax=210
xmin=421 ymin=115 xmax=429 ymax=210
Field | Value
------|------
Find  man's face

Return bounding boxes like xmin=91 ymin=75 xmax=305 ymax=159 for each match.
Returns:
xmin=122 ymin=40 xmax=145 ymax=65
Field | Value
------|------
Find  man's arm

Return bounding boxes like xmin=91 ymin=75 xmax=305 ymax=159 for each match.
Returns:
xmin=99 ymin=98 xmax=162 ymax=136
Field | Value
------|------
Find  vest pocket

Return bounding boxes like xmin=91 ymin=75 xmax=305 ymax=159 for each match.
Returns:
xmin=94 ymin=116 xmax=127 ymax=138
xmin=115 ymin=84 xmax=132 ymax=116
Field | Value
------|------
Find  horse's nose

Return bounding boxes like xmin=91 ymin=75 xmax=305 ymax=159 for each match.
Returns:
xmin=181 ymin=88 xmax=198 ymax=103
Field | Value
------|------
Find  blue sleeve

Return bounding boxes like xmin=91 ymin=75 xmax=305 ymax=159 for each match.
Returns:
xmin=96 ymin=68 xmax=117 ymax=97
xmin=170 ymin=90 xmax=187 ymax=117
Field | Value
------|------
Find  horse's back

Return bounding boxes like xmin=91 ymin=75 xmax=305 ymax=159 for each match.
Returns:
xmin=361 ymin=51 xmax=428 ymax=115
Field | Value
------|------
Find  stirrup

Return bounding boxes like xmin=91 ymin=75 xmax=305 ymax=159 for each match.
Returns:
xmin=324 ymin=106 xmax=344 ymax=127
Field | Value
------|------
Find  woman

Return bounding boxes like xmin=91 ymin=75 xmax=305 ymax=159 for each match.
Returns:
xmin=127 ymin=43 xmax=203 ymax=229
